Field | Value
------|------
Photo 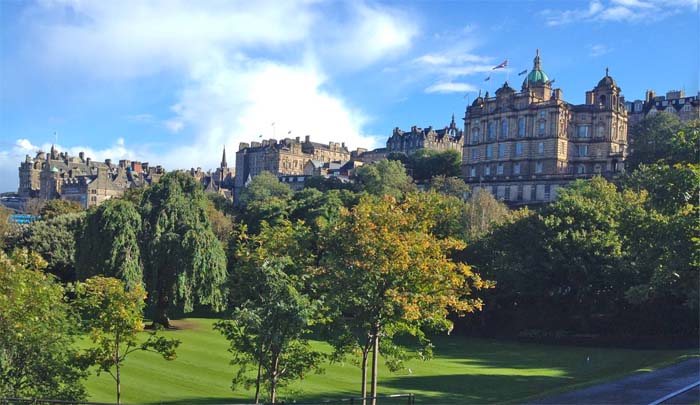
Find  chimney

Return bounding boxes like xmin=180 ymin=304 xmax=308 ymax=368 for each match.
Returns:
xmin=305 ymin=135 xmax=310 ymax=143
xmin=105 ymin=158 xmax=112 ymax=166
xmin=79 ymin=151 xmax=85 ymax=162
xmin=585 ymin=91 xmax=595 ymax=105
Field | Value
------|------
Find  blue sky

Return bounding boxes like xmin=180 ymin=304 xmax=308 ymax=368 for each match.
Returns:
xmin=1 ymin=0 xmax=698 ymax=192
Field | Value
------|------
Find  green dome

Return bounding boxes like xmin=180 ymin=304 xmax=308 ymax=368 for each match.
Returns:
xmin=523 ymin=69 xmax=549 ymax=87
xmin=50 ymin=166 xmax=59 ymax=173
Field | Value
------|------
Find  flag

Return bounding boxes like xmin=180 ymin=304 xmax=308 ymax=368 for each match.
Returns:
xmin=492 ymin=59 xmax=508 ymax=70
xmin=518 ymin=69 xmax=528 ymax=76
xmin=484 ymin=75 xmax=491 ymax=82
xmin=288 ymin=130 xmax=292 ymax=134
xmin=271 ymin=122 xmax=275 ymax=126
xmin=549 ymin=79 xmax=556 ymax=85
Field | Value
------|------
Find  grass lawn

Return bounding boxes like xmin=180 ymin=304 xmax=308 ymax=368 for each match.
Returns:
xmin=82 ymin=318 xmax=696 ymax=404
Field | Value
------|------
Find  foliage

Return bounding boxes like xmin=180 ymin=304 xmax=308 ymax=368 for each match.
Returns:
xmin=75 ymin=199 xmax=143 ymax=289
xmin=39 ymin=199 xmax=83 ymax=219
xmin=0 ymin=249 xmax=87 ymax=400
xmin=409 ymin=149 xmax=462 ymax=181
xmin=320 ymin=193 xmax=491 ymax=399
xmin=141 ymin=172 xmax=228 ymax=327
xmin=19 ymin=212 xmax=84 ymax=281
xmin=626 ymin=114 xmax=698 ymax=170
xmin=205 ymin=197 xmax=235 ymax=244
xmin=219 ymin=221 xmax=323 ymax=403
xmin=463 ymin=188 xmax=510 ymax=242
xmin=355 ymin=160 xmax=415 ymax=199
xmin=75 ymin=277 xmax=180 ymax=404
xmin=427 ymin=175 xmax=469 ymax=199
xmin=237 ymin=172 xmax=292 ymax=233
xmin=619 ymin=163 xmax=699 ymax=215
xmin=0 ymin=205 xmax=14 ymax=251
xmin=304 ymin=175 xmax=357 ymax=192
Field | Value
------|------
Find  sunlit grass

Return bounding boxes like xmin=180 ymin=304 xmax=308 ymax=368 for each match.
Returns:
xmin=81 ymin=318 xmax=695 ymax=404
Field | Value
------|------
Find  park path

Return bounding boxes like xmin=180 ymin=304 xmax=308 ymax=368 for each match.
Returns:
xmin=531 ymin=357 xmax=699 ymax=405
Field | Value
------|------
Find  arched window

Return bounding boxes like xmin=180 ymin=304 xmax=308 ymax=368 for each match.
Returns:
xmin=501 ymin=119 xmax=508 ymax=139
xmin=488 ymin=122 xmax=495 ymax=140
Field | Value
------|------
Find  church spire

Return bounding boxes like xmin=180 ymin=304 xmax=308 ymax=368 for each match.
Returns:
xmin=533 ymin=48 xmax=541 ymax=71
xmin=221 ymin=145 xmax=227 ymax=168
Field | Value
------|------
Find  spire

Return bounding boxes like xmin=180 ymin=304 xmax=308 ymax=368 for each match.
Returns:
xmin=450 ymin=113 xmax=456 ymax=127
xmin=533 ymin=49 xmax=541 ymax=71
xmin=221 ymin=145 xmax=227 ymax=168
xmin=605 ymin=66 xmax=609 ymax=77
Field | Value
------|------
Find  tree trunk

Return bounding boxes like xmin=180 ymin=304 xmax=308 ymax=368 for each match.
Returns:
xmin=153 ymin=293 xmax=171 ymax=328
xmin=360 ymin=346 xmax=370 ymax=405
xmin=254 ymin=341 xmax=263 ymax=404
xmin=116 ymin=332 xmax=121 ymax=405
xmin=270 ymin=351 xmax=280 ymax=404
xmin=370 ymin=334 xmax=379 ymax=405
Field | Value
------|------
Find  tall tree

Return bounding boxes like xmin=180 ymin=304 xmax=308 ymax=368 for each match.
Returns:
xmin=75 ymin=199 xmax=143 ymax=289
xmin=20 ymin=212 xmax=84 ymax=281
xmin=75 ymin=277 xmax=179 ymax=404
xmin=0 ymin=249 xmax=87 ymax=400
xmin=320 ymin=194 xmax=491 ymax=404
xmin=626 ymin=113 xmax=682 ymax=170
xmin=141 ymin=172 xmax=228 ymax=327
xmin=237 ymin=171 xmax=292 ymax=233
xmin=218 ymin=220 xmax=323 ymax=403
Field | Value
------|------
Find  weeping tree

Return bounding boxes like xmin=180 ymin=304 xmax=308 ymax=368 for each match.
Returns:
xmin=75 ymin=199 xmax=143 ymax=289
xmin=141 ymin=172 xmax=228 ymax=327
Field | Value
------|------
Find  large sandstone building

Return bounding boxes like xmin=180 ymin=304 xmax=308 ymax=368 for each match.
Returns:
xmin=462 ymin=50 xmax=628 ymax=204
xmin=386 ymin=115 xmax=464 ymax=155
xmin=19 ymin=145 xmax=164 ymax=207
xmin=234 ymin=136 xmax=354 ymax=194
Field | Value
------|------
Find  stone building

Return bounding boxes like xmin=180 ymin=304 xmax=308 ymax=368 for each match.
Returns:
xmin=19 ymin=145 xmax=164 ymax=207
xmin=462 ymin=50 xmax=628 ymax=204
xmin=234 ymin=135 xmax=353 ymax=195
xmin=625 ymin=89 xmax=699 ymax=126
xmin=386 ymin=115 xmax=464 ymax=156
xmin=187 ymin=147 xmax=235 ymax=199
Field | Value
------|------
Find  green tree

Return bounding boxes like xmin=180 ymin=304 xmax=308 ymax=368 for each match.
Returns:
xmin=0 ymin=205 xmax=14 ymax=251
xmin=237 ymin=172 xmax=292 ymax=233
xmin=0 ymin=249 xmax=87 ymax=400
xmin=427 ymin=175 xmax=470 ymax=199
xmin=39 ymin=199 xmax=83 ymax=219
xmin=627 ymin=113 xmax=682 ymax=170
xmin=20 ymin=212 xmax=84 ymax=281
xmin=218 ymin=221 xmax=323 ymax=403
xmin=410 ymin=149 xmax=462 ymax=181
xmin=75 ymin=199 xmax=143 ymax=289
xmin=464 ymin=188 xmax=510 ymax=242
xmin=205 ymin=197 xmax=235 ymax=244
xmin=141 ymin=172 xmax=228 ymax=327
xmin=75 ymin=277 xmax=180 ymax=404
xmin=355 ymin=160 xmax=415 ymax=199
xmin=320 ymin=194 xmax=491 ymax=403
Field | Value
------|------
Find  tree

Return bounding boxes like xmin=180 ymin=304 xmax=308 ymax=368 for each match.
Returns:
xmin=0 ymin=249 xmax=87 ymax=400
xmin=205 ymin=197 xmax=235 ymax=244
xmin=218 ymin=221 xmax=323 ymax=403
xmin=355 ymin=160 xmax=415 ymax=199
xmin=410 ymin=149 xmax=462 ymax=181
xmin=75 ymin=199 xmax=143 ymax=289
xmin=627 ymin=113 xmax=682 ymax=170
xmin=20 ymin=212 xmax=84 ymax=281
xmin=427 ymin=175 xmax=469 ymax=199
xmin=0 ymin=205 xmax=14 ymax=251
xmin=141 ymin=172 xmax=228 ymax=327
xmin=237 ymin=172 xmax=292 ymax=233
xmin=39 ymin=199 xmax=83 ymax=219
xmin=464 ymin=188 xmax=509 ymax=242
xmin=75 ymin=277 xmax=179 ymax=404
xmin=320 ymin=194 xmax=491 ymax=404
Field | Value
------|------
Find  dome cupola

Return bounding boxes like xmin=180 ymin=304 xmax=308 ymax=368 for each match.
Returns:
xmin=522 ymin=49 xmax=550 ymax=88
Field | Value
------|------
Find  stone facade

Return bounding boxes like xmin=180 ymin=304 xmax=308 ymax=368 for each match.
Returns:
xmin=625 ymin=89 xmax=699 ymax=126
xmin=462 ymin=50 xmax=628 ymax=204
xmin=234 ymin=135 xmax=353 ymax=194
xmin=187 ymin=147 xmax=235 ymax=199
xmin=386 ymin=115 xmax=464 ymax=156
xmin=19 ymin=145 xmax=164 ymax=207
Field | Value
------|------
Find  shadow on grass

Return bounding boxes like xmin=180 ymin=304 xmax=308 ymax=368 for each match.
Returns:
xmin=381 ymin=374 xmax=567 ymax=404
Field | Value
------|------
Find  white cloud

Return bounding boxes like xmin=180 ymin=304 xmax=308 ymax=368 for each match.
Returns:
xmin=3 ymin=0 xmax=414 ymax=183
xmin=589 ymin=44 xmax=612 ymax=57
xmin=542 ymin=0 xmax=697 ymax=25
xmin=425 ymin=82 xmax=478 ymax=94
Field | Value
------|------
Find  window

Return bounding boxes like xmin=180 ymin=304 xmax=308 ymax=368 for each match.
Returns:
xmin=577 ymin=125 xmax=590 ymax=138
xmin=470 ymin=166 xmax=476 ymax=177
xmin=472 ymin=128 xmax=479 ymax=143
xmin=536 ymin=161 xmax=543 ymax=173
xmin=474 ymin=119 xmax=480 ymax=125
xmin=501 ymin=119 xmax=508 ymax=139
xmin=488 ymin=122 xmax=495 ymax=140
xmin=485 ymin=165 xmax=491 ymax=176
xmin=596 ymin=125 xmax=605 ymax=138
xmin=497 ymin=163 xmax=504 ymax=175
xmin=513 ymin=162 xmax=521 ymax=175
xmin=471 ymin=149 xmax=478 ymax=160
xmin=517 ymin=185 xmax=523 ymax=201
xmin=577 ymin=145 xmax=589 ymax=156
xmin=486 ymin=145 xmax=493 ymax=158
xmin=577 ymin=164 xmax=586 ymax=174
xmin=579 ymin=114 xmax=587 ymax=121
xmin=538 ymin=142 xmax=544 ymax=155
xmin=515 ymin=142 xmax=523 ymax=156
xmin=518 ymin=117 xmax=525 ymax=137
xmin=498 ymin=143 xmax=505 ymax=157
xmin=544 ymin=184 xmax=551 ymax=200
xmin=538 ymin=121 xmax=546 ymax=135
xmin=539 ymin=111 xmax=546 ymax=118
